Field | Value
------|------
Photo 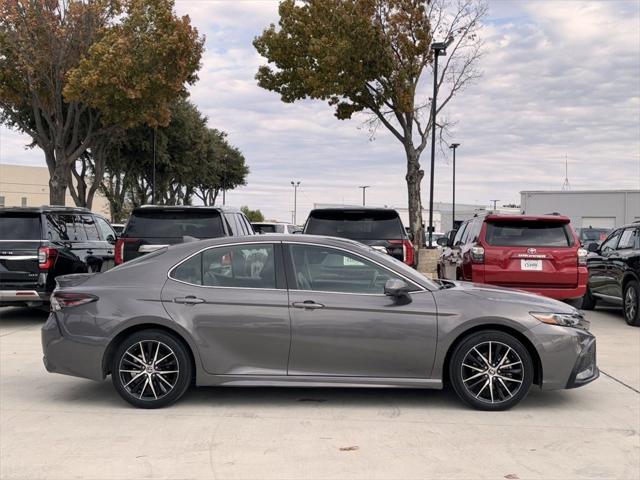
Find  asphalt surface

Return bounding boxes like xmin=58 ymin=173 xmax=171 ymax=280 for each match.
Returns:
xmin=0 ymin=305 xmax=638 ymax=480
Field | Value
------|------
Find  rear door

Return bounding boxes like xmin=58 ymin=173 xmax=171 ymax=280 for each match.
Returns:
xmin=482 ymin=219 xmax=578 ymax=289
xmin=0 ymin=211 xmax=43 ymax=290
xmin=122 ymin=209 xmax=225 ymax=262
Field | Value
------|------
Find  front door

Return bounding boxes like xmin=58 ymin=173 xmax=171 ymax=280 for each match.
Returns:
xmin=284 ymin=243 xmax=438 ymax=378
xmin=161 ymin=242 xmax=291 ymax=375
xmin=589 ymin=230 xmax=621 ymax=298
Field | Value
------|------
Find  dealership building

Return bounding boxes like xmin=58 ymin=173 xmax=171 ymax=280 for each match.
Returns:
xmin=520 ymin=189 xmax=640 ymax=229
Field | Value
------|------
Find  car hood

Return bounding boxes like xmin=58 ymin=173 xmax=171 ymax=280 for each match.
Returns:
xmin=448 ymin=280 xmax=578 ymax=314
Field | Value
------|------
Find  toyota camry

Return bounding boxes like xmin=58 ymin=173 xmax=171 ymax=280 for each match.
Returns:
xmin=42 ymin=235 xmax=598 ymax=410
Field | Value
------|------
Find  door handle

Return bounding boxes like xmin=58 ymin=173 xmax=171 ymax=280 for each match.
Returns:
xmin=292 ymin=301 xmax=325 ymax=310
xmin=174 ymin=296 xmax=205 ymax=305
xmin=86 ymin=250 xmax=94 ymax=255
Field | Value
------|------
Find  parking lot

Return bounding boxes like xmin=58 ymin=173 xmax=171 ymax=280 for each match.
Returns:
xmin=0 ymin=306 xmax=637 ymax=480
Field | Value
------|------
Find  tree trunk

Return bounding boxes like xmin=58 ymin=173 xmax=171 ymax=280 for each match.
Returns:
xmin=405 ymin=146 xmax=425 ymax=250
xmin=49 ymin=163 xmax=69 ymax=205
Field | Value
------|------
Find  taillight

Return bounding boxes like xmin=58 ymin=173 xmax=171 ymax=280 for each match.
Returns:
xmin=389 ymin=240 xmax=415 ymax=266
xmin=115 ymin=238 xmax=137 ymax=265
xmin=51 ymin=292 xmax=98 ymax=311
xmin=471 ymin=246 xmax=485 ymax=263
xmin=577 ymin=247 xmax=588 ymax=266
xmin=38 ymin=246 xmax=58 ymax=270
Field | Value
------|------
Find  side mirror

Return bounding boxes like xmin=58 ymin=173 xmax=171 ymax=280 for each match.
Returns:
xmin=587 ymin=242 xmax=599 ymax=253
xmin=384 ymin=279 xmax=411 ymax=302
xmin=436 ymin=236 xmax=450 ymax=247
xmin=106 ymin=234 xmax=116 ymax=245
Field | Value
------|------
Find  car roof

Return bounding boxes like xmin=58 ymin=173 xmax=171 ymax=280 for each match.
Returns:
xmin=484 ymin=213 xmax=571 ymax=223
xmin=309 ymin=207 xmax=399 ymax=213
xmin=132 ymin=205 xmax=241 ymax=214
xmin=0 ymin=205 xmax=92 ymax=214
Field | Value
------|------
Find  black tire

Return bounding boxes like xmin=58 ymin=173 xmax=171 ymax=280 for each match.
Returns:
xmin=112 ymin=329 xmax=192 ymax=408
xmin=449 ymin=330 xmax=534 ymax=411
xmin=581 ymin=286 xmax=597 ymax=311
xmin=623 ymin=281 xmax=640 ymax=327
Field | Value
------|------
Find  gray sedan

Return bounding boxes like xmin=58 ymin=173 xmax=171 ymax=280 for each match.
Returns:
xmin=42 ymin=235 xmax=598 ymax=410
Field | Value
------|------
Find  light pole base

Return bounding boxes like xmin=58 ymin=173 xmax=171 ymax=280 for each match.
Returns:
xmin=416 ymin=248 xmax=440 ymax=279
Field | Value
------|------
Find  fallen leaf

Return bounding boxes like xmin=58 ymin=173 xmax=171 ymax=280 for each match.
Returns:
xmin=339 ymin=446 xmax=359 ymax=452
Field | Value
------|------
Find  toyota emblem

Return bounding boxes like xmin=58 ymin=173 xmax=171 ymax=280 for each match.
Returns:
xmin=527 ymin=248 xmax=537 ymax=254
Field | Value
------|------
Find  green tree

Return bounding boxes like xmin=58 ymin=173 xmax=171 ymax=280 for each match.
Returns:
xmin=0 ymin=0 xmax=204 ymax=205
xmin=254 ymin=0 xmax=485 ymax=247
xmin=241 ymin=206 xmax=265 ymax=223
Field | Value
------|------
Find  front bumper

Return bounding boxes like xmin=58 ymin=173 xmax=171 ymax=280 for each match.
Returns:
xmin=566 ymin=334 xmax=599 ymax=388
xmin=41 ymin=312 xmax=106 ymax=381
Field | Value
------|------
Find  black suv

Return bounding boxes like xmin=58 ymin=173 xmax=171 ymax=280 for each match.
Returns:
xmin=583 ymin=222 xmax=640 ymax=326
xmin=116 ymin=205 xmax=255 ymax=264
xmin=0 ymin=206 xmax=117 ymax=307
xmin=302 ymin=207 xmax=415 ymax=266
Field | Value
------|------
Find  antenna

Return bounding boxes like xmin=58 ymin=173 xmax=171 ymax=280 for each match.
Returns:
xmin=562 ymin=154 xmax=571 ymax=191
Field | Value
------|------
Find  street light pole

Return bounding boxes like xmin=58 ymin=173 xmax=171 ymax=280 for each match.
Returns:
xmin=358 ymin=185 xmax=370 ymax=206
xmin=490 ymin=199 xmax=500 ymax=211
xmin=152 ymin=127 xmax=157 ymax=204
xmin=291 ymin=181 xmax=301 ymax=224
xmin=427 ymin=35 xmax=455 ymax=248
xmin=449 ymin=143 xmax=460 ymax=230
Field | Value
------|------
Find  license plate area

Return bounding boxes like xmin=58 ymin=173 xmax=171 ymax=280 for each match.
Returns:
xmin=521 ymin=259 xmax=542 ymax=271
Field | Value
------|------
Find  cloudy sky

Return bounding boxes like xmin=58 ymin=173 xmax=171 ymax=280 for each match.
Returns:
xmin=1 ymin=0 xmax=639 ymax=222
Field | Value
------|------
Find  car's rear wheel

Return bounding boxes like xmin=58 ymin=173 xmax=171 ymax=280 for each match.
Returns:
xmin=449 ymin=330 xmax=534 ymax=411
xmin=623 ymin=281 xmax=640 ymax=327
xmin=581 ymin=286 xmax=597 ymax=311
xmin=112 ymin=330 xmax=192 ymax=408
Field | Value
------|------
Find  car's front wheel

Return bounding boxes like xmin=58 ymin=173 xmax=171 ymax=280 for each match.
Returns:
xmin=112 ymin=330 xmax=192 ymax=408
xmin=623 ymin=281 xmax=640 ymax=327
xmin=449 ymin=330 xmax=534 ymax=411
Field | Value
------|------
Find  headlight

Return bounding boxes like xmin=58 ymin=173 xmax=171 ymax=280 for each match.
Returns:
xmin=530 ymin=312 xmax=589 ymax=330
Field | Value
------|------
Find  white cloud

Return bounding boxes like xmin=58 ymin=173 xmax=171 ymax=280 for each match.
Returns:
xmin=1 ymin=0 xmax=639 ymax=222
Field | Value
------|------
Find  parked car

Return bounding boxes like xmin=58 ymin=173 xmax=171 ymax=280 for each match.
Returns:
xmin=43 ymin=234 xmax=597 ymax=410
xmin=577 ymin=227 xmax=611 ymax=248
xmin=582 ymin=222 xmax=640 ymax=326
xmin=252 ymin=222 xmax=301 ymax=234
xmin=437 ymin=214 xmax=588 ymax=303
xmin=0 ymin=206 xmax=117 ymax=308
xmin=303 ymin=207 xmax=415 ymax=267
xmin=115 ymin=205 xmax=254 ymax=265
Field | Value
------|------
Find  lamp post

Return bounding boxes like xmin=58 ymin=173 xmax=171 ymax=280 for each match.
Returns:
xmin=427 ymin=35 xmax=455 ymax=248
xmin=152 ymin=127 xmax=157 ymax=204
xmin=490 ymin=199 xmax=500 ymax=211
xmin=358 ymin=185 xmax=370 ymax=206
xmin=291 ymin=181 xmax=301 ymax=224
xmin=449 ymin=143 xmax=460 ymax=230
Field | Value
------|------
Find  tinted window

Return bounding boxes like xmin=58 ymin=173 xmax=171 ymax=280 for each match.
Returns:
xmin=202 ymin=244 xmax=275 ymax=288
xmin=53 ymin=215 xmax=86 ymax=241
xmin=453 ymin=222 xmax=468 ymax=246
xmin=172 ymin=253 xmax=203 ymax=285
xmin=82 ymin=215 xmax=100 ymax=241
xmin=618 ymin=228 xmax=639 ymax=250
xmin=305 ymin=210 xmax=404 ymax=240
xmin=599 ymin=230 xmax=620 ymax=254
xmin=46 ymin=214 xmax=69 ymax=241
xmin=485 ymin=221 xmax=571 ymax=247
xmin=125 ymin=211 xmax=224 ymax=238
xmin=254 ymin=224 xmax=278 ymax=233
xmin=95 ymin=217 xmax=116 ymax=242
xmin=224 ymin=214 xmax=240 ymax=236
xmin=290 ymin=244 xmax=404 ymax=294
xmin=0 ymin=214 xmax=41 ymax=240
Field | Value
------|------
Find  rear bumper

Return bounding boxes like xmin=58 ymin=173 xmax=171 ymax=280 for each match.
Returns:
xmin=0 ymin=289 xmax=48 ymax=305
xmin=520 ymin=285 xmax=587 ymax=301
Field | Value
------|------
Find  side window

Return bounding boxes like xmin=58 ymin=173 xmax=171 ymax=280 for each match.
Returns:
xmin=453 ymin=222 xmax=469 ymax=246
xmin=469 ymin=218 xmax=483 ymax=243
xmin=617 ymin=228 xmax=639 ymax=250
xmin=82 ymin=215 xmax=100 ymax=241
xmin=235 ymin=214 xmax=249 ymax=235
xmin=289 ymin=244 xmax=405 ymax=294
xmin=172 ymin=253 xmax=203 ymax=285
xmin=54 ymin=215 xmax=86 ymax=241
xmin=241 ymin=215 xmax=255 ymax=234
xmin=46 ymin=214 xmax=69 ymax=241
xmin=202 ymin=244 xmax=275 ymax=288
xmin=600 ymin=230 xmax=621 ymax=254
xmin=225 ymin=214 xmax=239 ymax=236
xmin=95 ymin=217 xmax=117 ymax=242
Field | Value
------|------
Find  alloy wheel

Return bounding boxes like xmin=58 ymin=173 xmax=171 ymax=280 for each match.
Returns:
xmin=625 ymin=286 xmax=638 ymax=322
xmin=460 ymin=341 xmax=524 ymax=404
xmin=118 ymin=340 xmax=180 ymax=401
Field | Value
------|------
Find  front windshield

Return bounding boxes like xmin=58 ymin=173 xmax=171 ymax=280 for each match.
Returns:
xmin=365 ymin=245 xmax=439 ymax=290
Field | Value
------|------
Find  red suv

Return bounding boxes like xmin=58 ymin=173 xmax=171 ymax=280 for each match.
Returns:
xmin=437 ymin=214 xmax=588 ymax=302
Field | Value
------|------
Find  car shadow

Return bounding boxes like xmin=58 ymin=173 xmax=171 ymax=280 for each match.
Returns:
xmin=0 ymin=306 xmax=48 ymax=330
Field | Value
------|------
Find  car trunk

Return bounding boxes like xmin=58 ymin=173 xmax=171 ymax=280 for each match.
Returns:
xmin=482 ymin=219 xmax=578 ymax=288
xmin=119 ymin=210 xmax=225 ymax=263
xmin=0 ymin=213 xmax=43 ymax=290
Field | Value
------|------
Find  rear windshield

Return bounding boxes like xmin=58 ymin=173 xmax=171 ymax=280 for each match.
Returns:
xmin=253 ymin=224 xmax=280 ymax=234
xmin=125 ymin=211 xmax=224 ymax=239
xmin=485 ymin=221 xmax=572 ymax=247
xmin=305 ymin=210 xmax=404 ymax=240
xmin=0 ymin=214 xmax=41 ymax=240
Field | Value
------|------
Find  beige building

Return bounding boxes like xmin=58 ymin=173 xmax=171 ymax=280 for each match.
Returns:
xmin=0 ymin=163 xmax=110 ymax=216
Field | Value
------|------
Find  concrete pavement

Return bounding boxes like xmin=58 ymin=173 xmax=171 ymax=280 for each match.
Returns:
xmin=0 ymin=306 xmax=638 ymax=480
